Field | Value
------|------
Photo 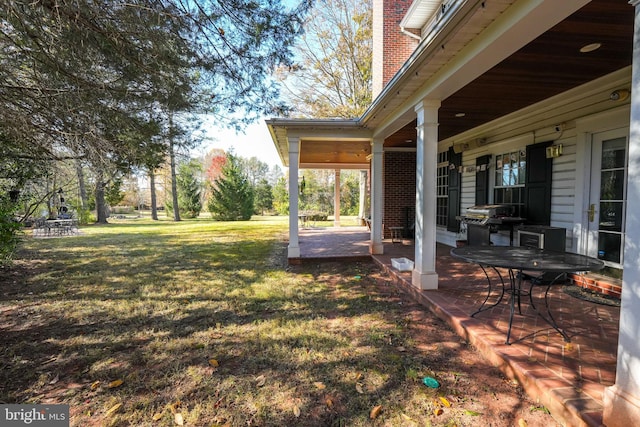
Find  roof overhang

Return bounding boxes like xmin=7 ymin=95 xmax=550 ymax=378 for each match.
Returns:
xmin=265 ymin=118 xmax=373 ymax=169
xmin=266 ymin=0 xmax=632 ymax=164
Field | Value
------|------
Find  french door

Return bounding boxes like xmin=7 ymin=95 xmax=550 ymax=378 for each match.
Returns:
xmin=587 ymin=128 xmax=629 ymax=268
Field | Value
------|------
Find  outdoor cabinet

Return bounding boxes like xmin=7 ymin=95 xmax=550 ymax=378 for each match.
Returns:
xmin=517 ymin=225 xmax=566 ymax=252
xmin=467 ymin=224 xmax=491 ymax=246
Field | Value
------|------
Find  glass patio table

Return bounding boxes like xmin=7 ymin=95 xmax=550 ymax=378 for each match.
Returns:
xmin=450 ymin=245 xmax=604 ymax=344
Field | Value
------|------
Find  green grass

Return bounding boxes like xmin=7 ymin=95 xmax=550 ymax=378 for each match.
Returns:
xmin=0 ymin=216 xmax=545 ymax=426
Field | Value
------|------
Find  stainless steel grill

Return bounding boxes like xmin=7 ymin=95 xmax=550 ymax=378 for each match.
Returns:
xmin=456 ymin=204 xmax=526 ymax=245
xmin=460 ymin=204 xmax=514 ymax=225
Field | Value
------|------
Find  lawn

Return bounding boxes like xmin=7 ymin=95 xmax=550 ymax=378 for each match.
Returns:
xmin=0 ymin=217 xmax=555 ymax=426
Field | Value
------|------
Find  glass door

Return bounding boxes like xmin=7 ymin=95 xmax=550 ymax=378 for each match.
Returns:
xmin=587 ymin=129 xmax=628 ymax=268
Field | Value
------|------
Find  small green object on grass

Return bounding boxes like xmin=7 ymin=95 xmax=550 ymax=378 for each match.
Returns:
xmin=422 ymin=376 xmax=439 ymax=388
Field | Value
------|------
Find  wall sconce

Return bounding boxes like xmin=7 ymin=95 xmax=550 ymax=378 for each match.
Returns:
xmin=546 ymin=144 xmax=563 ymax=158
xmin=610 ymin=89 xmax=630 ymax=102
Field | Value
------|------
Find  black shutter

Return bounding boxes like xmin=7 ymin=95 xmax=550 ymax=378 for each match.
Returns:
xmin=524 ymin=141 xmax=553 ymax=225
xmin=447 ymin=147 xmax=462 ymax=232
xmin=475 ymin=155 xmax=491 ymax=205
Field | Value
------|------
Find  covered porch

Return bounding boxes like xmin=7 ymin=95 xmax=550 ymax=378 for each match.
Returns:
xmin=295 ymin=228 xmax=619 ymax=427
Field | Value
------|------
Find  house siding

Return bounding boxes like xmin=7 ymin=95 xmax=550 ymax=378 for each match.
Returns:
xmin=445 ymin=76 xmax=631 ymax=250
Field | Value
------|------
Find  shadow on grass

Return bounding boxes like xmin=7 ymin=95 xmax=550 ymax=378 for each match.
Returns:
xmin=0 ymin=220 xmax=548 ymax=426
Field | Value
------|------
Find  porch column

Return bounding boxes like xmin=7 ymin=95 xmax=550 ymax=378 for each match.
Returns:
xmin=369 ymin=138 xmax=384 ymax=254
xmin=334 ymin=169 xmax=341 ymax=227
xmin=287 ymin=137 xmax=301 ymax=258
xmin=412 ymin=99 xmax=440 ymax=290
xmin=603 ymin=2 xmax=640 ymax=425
xmin=358 ymin=170 xmax=368 ymax=224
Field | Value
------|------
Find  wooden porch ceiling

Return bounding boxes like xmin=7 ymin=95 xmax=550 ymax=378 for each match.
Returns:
xmin=299 ymin=139 xmax=371 ymax=168
xmin=384 ymin=0 xmax=634 ymax=148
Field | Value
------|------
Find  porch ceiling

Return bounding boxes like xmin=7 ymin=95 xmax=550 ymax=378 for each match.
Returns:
xmin=383 ymin=0 xmax=633 ymax=147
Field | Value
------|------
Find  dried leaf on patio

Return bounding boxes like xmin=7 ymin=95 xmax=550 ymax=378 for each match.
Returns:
xmin=255 ymin=375 xmax=266 ymax=387
xmin=369 ymin=405 xmax=382 ymax=419
xmin=209 ymin=359 xmax=219 ymax=368
xmin=49 ymin=373 xmax=59 ymax=384
xmin=355 ymin=383 xmax=364 ymax=394
xmin=90 ymin=380 xmax=100 ymax=390
xmin=313 ymin=381 xmax=325 ymax=390
xmin=293 ymin=405 xmax=301 ymax=418
xmin=518 ymin=419 xmax=528 ymax=427
xmin=464 ymin=410 xmax=481 ymax=416
xmin=433 ymin=408 xmax=444 ymax=416
xmin=152 ymin=412 xmax=164 ymax=421
xmin=439 ymin=396 xmax=451 ymax=407
xmin=108 ymin=379 xmax=123 ymax=388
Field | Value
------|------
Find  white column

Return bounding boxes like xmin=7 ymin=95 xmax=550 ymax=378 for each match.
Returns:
xmin=358 ymin=170 xmax=368 ymax=224
xmin=287 ymin=137 xmax=301 ymax=258
xmin=603 ymin=2 xmax=640 ymax=425
xmin=412 ymin=99 xmax=440 ymax=290
xmin=334 ymin=169 xmax=341 ymax=227
xmin=370 ymin=138 xmax=384 ymax=254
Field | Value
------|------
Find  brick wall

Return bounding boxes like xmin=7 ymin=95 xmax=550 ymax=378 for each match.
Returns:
xmin=384 ymin=151 xmax=416 ymax=239
xmin=372 ymin=0 xmax=419 ymax=96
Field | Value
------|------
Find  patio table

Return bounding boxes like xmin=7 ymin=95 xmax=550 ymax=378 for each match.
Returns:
xmin=450 ymin=245 xmax=604 ymax=344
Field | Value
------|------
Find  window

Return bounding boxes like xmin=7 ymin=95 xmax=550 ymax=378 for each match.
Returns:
xmin=436 ymin=150 xmax=449 ymax=227
xmin=494 ymin=150 xmax=526 ymax=217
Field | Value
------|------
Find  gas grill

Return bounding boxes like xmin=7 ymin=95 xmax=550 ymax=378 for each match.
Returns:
xmin=460 ymin=204 xmax=514 ymax=225
xmin=457 ymin=204 xmax=526 ymax=245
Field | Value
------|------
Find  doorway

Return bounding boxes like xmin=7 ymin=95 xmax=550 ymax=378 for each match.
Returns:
xmin=587 ymin=128 xmax=628 ymax=272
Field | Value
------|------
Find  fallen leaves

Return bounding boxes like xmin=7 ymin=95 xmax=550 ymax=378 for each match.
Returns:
xmin=255 ymin=374 xmax=266 ymax=387
xmin=105 ymin=402 xmax=122 ymax=417
xmin=108 ymin=379 xmax=123 ymax=389
xmin=369 ymin=405 xmax=382 ymax=419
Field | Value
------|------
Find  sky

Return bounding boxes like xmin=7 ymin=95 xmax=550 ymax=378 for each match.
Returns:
xmin=193 ymin=118 xmax=285 ymax=169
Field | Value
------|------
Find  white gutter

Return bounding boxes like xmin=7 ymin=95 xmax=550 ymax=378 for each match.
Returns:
xmin=401 ymin=27 xmax=422 ymax=41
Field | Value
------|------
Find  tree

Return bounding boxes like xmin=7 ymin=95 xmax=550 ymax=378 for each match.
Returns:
xmin=208 ymin=154 xmax=254 ymax=221
xmin=254 ymin=179 xmax=274 ymax=215
xmin=0 ymin=0 xmax=312 ymax=227
xmin=176 ymin=159 xmax=204 ymax=219
xmin=277 ymin=0 xmax=372 ymax=119
xmin=272 ymin=176 xmax=289 ymax=215
xmin=239 ymin=157 xmax=270 ymax=187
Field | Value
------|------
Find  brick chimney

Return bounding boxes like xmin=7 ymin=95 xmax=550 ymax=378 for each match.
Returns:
xmin=372 ymin=0 xmax=420 ymax=98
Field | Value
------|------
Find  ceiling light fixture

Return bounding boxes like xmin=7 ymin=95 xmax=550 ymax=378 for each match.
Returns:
xmin=610 ymin=89 xmax=630 ymax=102
xmin=580 ymin=43 xmax=601 ymax=53
xmin=455 ymin=112 xmax=466 ymax=118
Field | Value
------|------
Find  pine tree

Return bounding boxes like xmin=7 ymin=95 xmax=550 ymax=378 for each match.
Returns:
xmin=177 ymin=159 xmax=203 ymax=219
xmin=208 ymin=154 xmax=254 ymax=221
xmin=254 ymin=179 xmax=274 ymax=215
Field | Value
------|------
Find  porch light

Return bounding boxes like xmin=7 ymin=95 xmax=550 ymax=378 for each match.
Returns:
xmin=299 ymin=176 xmax=306 ymax=195
xmin=455 ymin=112 xmax=466 ymax=118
